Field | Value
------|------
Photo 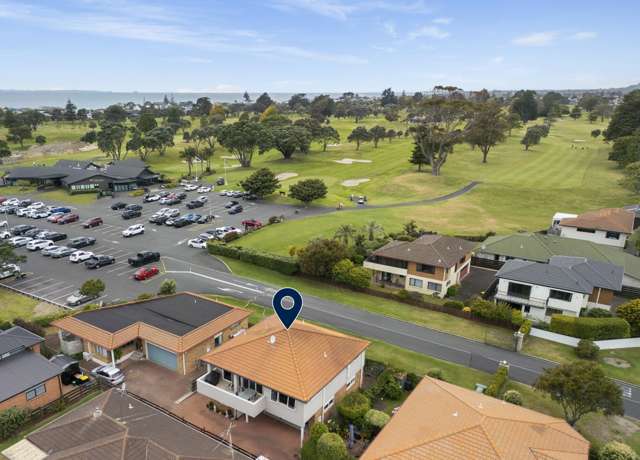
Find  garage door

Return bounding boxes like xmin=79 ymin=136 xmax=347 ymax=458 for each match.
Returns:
xmin=146 ymin=343 xmax=177 ymax=371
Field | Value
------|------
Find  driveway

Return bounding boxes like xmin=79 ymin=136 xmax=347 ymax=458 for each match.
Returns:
xmin=121 ymin=360 xmax=198 ymax=408
xmin=455 ymin=266 xmax=497 ymax=301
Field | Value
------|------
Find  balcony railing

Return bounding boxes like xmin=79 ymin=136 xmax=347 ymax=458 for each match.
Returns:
xmin=495 ymin=292 xmax=548 ymax=308
xmin=196 ymin=375 xmax=266 ymax=418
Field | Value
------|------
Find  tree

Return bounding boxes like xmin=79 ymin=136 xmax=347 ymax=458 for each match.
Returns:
xmin=380 ymin=87 xmax=398 ymax=106
xmin=364 ymin=409 xmax=390 ymax=436
xmin=466 ymin=101 xmax=508 ymax=163
xmin=297 ymin=238 xmax=348 ymax=278
xmin=103 ymin=104 xmax=128 ymax=123
xmin=20 ymin=110 xmax=45 ymax=131
xmin=409 ymin=143 xmax=430 ymax=171
xmin=240 ymin=168 xmax=280 ymax=198
xmin=599 ymin=441 xmax=638 ymax=460
xmin=158 ymin=279 xmax=177 ymax=295
xmin=588 ymin=111 xmax=598 ymax=123
xmin=579 ymin=94 xmax=605 ymax=112
xmin=570 ymin=106 xmax=582 ymax=120
xmin=0 ymin=140 xmax=11 ymax=158
xmin=383 ymin=106 xmax=399 ymax=122
xmin=96 ymin=123 xmax=127 ymax=160
xmin=511 ymin=90 xmax=538 ymax=122
xmin=80 ymin=130 xmax=97 ymax=144
xmin=317 ymin=125 xmax=340 ymax=151
xmin=334 ymin=224 xmax=357 ymax=245
xmin=193 ymin=97 xmax=213 ymax=117
xmin=609 ymin=133 xmax=640 ymax=167
xmin=243 ymin=91 xmax=251 ymax=103
xmin=507 ymin=112 xmax=523 ymax=136
xmin=337 ymin=391 xmax=370 ymax=425
xmin=288 ymin=93 xmax=310 ymax=112
xmin=534 ymin=361 xmax=623 ymax=426
xmin=309 ymin=95 xmax=336 ymax=121
xmin=64 ymin=100 xmax=77 ymax=123
xmin=621 ymin=161 xmax=640 ymax=193
xmin=253 ymin=92 xmax=274 ymax=113
xmin=79 ymin=279 xmax=105 ymax=297
xmin=216 ymin=120 xmax=273 ymax=167
xmin=605 ymin=90 xmax=640 ymax=141
xmin=289 ymin=179 xmax=327 ymax=205
xmin=270 ymin=125 xmax=311 ymax=159
xmin=616 ymin=299 xmax=640 ymax=336
xmin=0 ymin=243 xmax=26 ymax=266
xmin=137 ymin=112 xmax=158 ymax=132
xmin=316 ymin=432 xmax=348 ymax=460
xmin=348 ymin=126 xmax=371 ymax=150
xmin=521 ymin=126 xmax=542 ymax=150
xmin=386 ymin=129 xmax=396 ymax=141
xmin=594 ymin=102 xmax=613 ymax=122
xmin=7 ymin=125 xmax=32 ymax=147
xmin=166 ymin=105 xmax=183 ymax=125
xmin=541 ymin=91 xmax=566 ymax=116
xmin=180 ymin=147 xmax=198 ymax=176
xmin=591 ymin=129 xmax=602 ymax=138
xmin=34 ymin=135 xmax=46 ymax=146
xmin=0 ymin=407 xmax=31 ymax=440
xmin=364 ymin=221 xmax=383 ymax=240
xmin=369 ymin=125 xmax=387 ymax=148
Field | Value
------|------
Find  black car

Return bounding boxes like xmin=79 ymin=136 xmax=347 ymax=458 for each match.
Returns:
xmin=48 ymin=232 xmax=67 ymax=242
xmin=166 ymin=198 xmax=181 ymax=205
xmin=158 ymin=191 xmax=171 ymax=197
xmin=173 ymin=218 xmax=191 ymax=228
xmin=3 ymin=206 xmax=18 ymax=214
xmin=186 ymin=200 xmax=204 ymax=209
xmin=176 ymin=192 xmax=187 ymax=200
xmin=122 ymin=209 xmax=142 ymax=220
xmin=85 ymin=255 xmax=115 ymax=269
xmin=111 ymin=202 xmax=127 ymax=210
xmin=224 ymin=201 xmax=239 ymax=209
xmin=11 ymin=224 xmax=35 ymax=235
xmin=125 ymin=204 xmax=143 ymax=212
xmin=17 ymin=199 xmax=32 ymax=207
xmin=228 ymin=205 xmax=243 ymax=215
xmin=24 ymin=228 xmax=43 ymax=238
xmin=128 ymin=251 xmax=161 ymax=267
xmin=243 ymin=194 xmax=258 ymax=201
xmin=216 ymin=177 xmax=225 ymax=186
xmin=68 ymin=236 xmax=96 ymax=249
xmin=149 ymin=214 xmax=168 ymax=224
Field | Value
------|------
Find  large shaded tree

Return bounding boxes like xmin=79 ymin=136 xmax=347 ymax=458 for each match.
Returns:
xmin=216 ymin=120 xmax=272 ymax=167
xmin=465 ymin=101 xmax=508 ymax=163
xmin=605 ymin=90 xmax=640 ymax=141
xmin=297 ymin=238 xmax=348 ymax=278
xmin=347 ymin=126 xmax=371 ymax=150
xmin=270 ymin=125 xmax=311 ymax=159
xmin=96 ymin=123 xmax=127 ymax=160
xmin=253 ymin=92 xmax=274 ymax=114
xmin=289 ymin=178 xmax=327 ymax=205
xmin=310 ymin=95 xmax=336 ymax=121
xmin=102 ymin=104 xmax=128 ymax=123
xmin=317 ymin=125 xmax=340 ymax=151
xmin=7 ymin=125 xmax=32 ymax=147
xmin=511 ymin=90 xmax=538 ymax=122
xmin=369 ymin=125 xmax=387 ymax=148
xmin=240 ymin=168 xmax=280 ymax=198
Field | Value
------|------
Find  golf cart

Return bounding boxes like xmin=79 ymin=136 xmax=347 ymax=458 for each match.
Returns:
xmin=49 ymin=354 xmax=90 ymax=386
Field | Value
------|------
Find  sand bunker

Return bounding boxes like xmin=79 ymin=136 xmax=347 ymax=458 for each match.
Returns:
xmin=221 ymin=155 xmax=235 ymax=159
xmin=334 ymin=158 xmax=373 ymax=165
xmin=276 ymin=172 xmax=299 ymax=181
xmin=327 ymin=143 xmax=341 ymax=148
xmin=573 ymin=139 xmax=586 ymax=143
xmin=603 ymin=357 xmax=631 ymax=368
xmin=342 ymin=178 xmax=370 ymax=187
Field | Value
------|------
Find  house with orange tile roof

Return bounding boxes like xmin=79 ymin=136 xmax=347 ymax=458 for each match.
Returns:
xmin=556 ymin=207 xmax=635 ymax=248
xmin=196 ymin=315 xmax=370 ymax=446
xmin=361 ymin=376 xmax=589 ymax=460
xmin=53 ymin=293 xmax=250 ymax=375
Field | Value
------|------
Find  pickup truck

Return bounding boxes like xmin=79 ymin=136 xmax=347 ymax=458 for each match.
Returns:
xmin=128 ymin=251 xmax=161 ymax=267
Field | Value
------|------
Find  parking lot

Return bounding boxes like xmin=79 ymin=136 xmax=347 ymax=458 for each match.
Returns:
xmin=0 ymin=184 xmax=328 ymax=307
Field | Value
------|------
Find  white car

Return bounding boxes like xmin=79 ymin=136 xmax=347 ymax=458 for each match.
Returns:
xmin=184 ymin=184 xmax=199 ymax=191
xmin=4 ymin=198 xmax=20 ymax=206
xmin=41 ymin=245 xmax=62 ymax=256
xmin=198 ymin=232 xmax=217 ymax=241
xmin=0 ymin=230 xmax=11 ymax=239
xmin=159 ymin=197 xmax=173 ymax=205
xmin=187 ymin=238 xmax=207 ymax=249
xmin=122 ymin=224 xmax=144 ymax=237
xmin=0 ymin=264 xmax=20 ymax=279
xmin=9 ymin=236 xmax=32 ymax=247
xmin=26 ymin=239 xmax=54 ymax=251
xmin=196 ymin=195 xmax=208 ymax=203
xmin=0 ymin=220 xmax=7 ymax=228
xmin=69 ymin=250 xmax=94 ymax=263
xmin=29 ymin=202 xmax=45 ymax=209
xmin=219 ymin=190 xmax=229 ymax=196
xmin=155 ymin=207 xmax=171 ymax=216
xmin=145 ymin=194 xmax=161 ymax=202
xmin=92 ymin=365 xmax=125 ymax=385
xmin=197 ymin=185 xmax=212 ymax=193
xmin=16 ymin=208 xmax=31 ymax=217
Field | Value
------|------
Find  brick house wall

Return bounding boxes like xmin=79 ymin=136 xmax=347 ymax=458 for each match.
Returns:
xmin=0 ymin=375 xmax=62 ymax=412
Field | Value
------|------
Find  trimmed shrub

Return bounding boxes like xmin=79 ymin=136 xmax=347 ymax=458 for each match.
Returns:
xmin=519 ymin=320 xmax=532 ymax=335
xmin=347 ymin=266 xmax=371 ymax=289
xmin=129 ymin=189 xmax=145 ymax=197
xmin=502 ymin=390 xmax=523 ymax=406
xmin=369 ymin=369 xmax=403 ymax=400
xmin=158 ymin=279 xmax=177 ymax=296
xmin=0 ymin=407 xmax=30 ymax=441
xmin=309 ymin=422 xmax=329 ymax=443
xmin=222 ymin=231 xmax=240 ymax=243
xmin=336 ymin=392 xmax=370 ymax=426
xmin=462 ymin=306 xmax=471 ymax=313
xmin=616 ymin=300 xmax=640 ymax=337
xmin=485 ymin=366 xmax=509 ymax=397
xmin=550 ymin=315 xmax=631 ymax=340
xmin=316 ymin=433 xmax=348 ymax=460
xmin=599 ymin=441 xmax=638 ymax=460
xmin=364 ymin=409 xmax=390 ymax=436
xmin=426 ymin=368 xmax=445 ymax=381
xmin=332 ymin=259 xmax=354 ymax=284
xmin=301 ymin=422 xmax=329 ymax=460
xmin=446 ymin=285 xmax=459 ymax=297
xmin=468 ymin=298 xmax=513 ymax=323
xmin=404 ymin=372 xmax=421 ymax=391
xmin=208 ymin=243 xmax=299 ymax=275
xmin=511 ymin=309 xmax=524 ymax=327
xmin=582 ymin=307 xmax=613 ymax=318
xmin=576 ymin=339 xmax=600 ymax=360
xmin=395 ymin=289 xmax=412 ymax=301
xmin=444 ymin=300 xmax=464 ymax=310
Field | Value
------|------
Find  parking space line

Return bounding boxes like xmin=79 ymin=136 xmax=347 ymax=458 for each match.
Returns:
xmin=51 ymin=289 xmax=80 ymax=301
xmin=30 ymin=281 xmax=68 ymax=294
xmin=11 ymin=276 xmax=46 ymax=287
xmin=45 ymin=285 xmax=77 ymax=298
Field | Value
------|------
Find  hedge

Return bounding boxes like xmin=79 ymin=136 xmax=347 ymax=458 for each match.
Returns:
xmin=484 ymin=366 xmax=508 ymax=397
xmin=549 ymin=315 xmax=631 ymax=340
xmin=208 ymin=243 xmax=299 ymax=275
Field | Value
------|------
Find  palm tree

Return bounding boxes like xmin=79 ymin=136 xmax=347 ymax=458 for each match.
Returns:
xmin=180 ymin=146 xmax=197 ymax=177
xmin=334 ymin=224 xmax=356 ymax=246
xmin=364 ymin=221 xmax=383 ymax=241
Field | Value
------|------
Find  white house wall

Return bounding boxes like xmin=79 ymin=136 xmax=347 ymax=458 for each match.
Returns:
xmin=496 ymin=278 xmax=587 ymax=316
xmin=559 ymin=226 xmax=628 ymax=248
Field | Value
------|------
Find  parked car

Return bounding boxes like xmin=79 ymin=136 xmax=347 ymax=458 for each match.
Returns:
xmin=111 ymin=202 xmax=127 ymax=210
xmin=11 ymin=224 xmax=35 ymax=235
xmin=183 ymin=183 xmax=199 ymax=191
xmin=214 ymin=226 xmax=243 ymax=240
xmin=4 ymin=198 xmax=20 ymax=206
xmin=224 ymin=200 xmax=239 ymax=209
xmin=91 ymin=365 xmax=125 ymax=385
xmin=144 ymin=194 xmax=161 ymax=202
xmin=8 ymin=236 xmax=32 ymax=247
xmin=82 ymin=217 xmax=103 ymax=228
xmin=68 ymin=236 xmax=96 ymax=249
xmin=176 ymin=192 xmax=187 ymax=200
xmin=47 ymin=212 xmax=67 ymax=223
xmin=122 ymin=209 xmax=142 ymax=220
xmin=85 ymin=255 xmax=115 ymax=269
xmin=216 ymin=177 xmax=225 ymax=186
xmin=29 ymin=202 xmax=45 ymax=209
xmin=228 ymin=205 xmax=243 ymax=215
xmin=0 ymin=230 xmax=11 ymax=240
xmin=0 ymin=205 xmax=17 ymax=214
xmin=41 ymin=245 xmax=62 ymax=256
xmin=16 ymin=207 xmax=31 ymax=217
xmin=0 ymin=197 xmax=6 ymax=204
xmin=196 ymin=214 xmax=217 ymax=224
xmin=122 ymin=224 xmax=144 ymax=237
xmin=128 ymin=251 xmax=160 ymax=267
xmin=49 ymin=206 xmax=71 ymax=214
xmin=66 ymin=291 xmax=98 ymax=306
xmin=58 ymin=214 xmax=79 ymax=224
xmin=0 ymin=264 xmax=20 ymax=279
xmin=219 ymin=190 xmax=229 ymax=196
xmin=17 ymin=199 xmax=32 ymax=207
xmin=69 ymin=250 xmax=94 ymax=263
xmin=30 ymin=209 xmax=50 ymax=219
xmin=197 ymin=185 xmax=212 ymax=193
xmin=125 ymin=204 xmax=143 ymax=212
xmin=242 ymin=219 xmax=263 ymax=230
xmin=173 ymin=218 xmax=191 ymax=228
xmin=47 ymin=232 xmax=67 ymax=242
xmin=165 ymin=197 xmax=181 ymax=205
xmin=164 ymin=208 xmax=180 ymax=218
xmin=186 ymin=200 xmax=204 ymax=209
xmin=187 ymin=238 xmax=207 ymax=249
xmin=26 ymin=239 xmax=54 ymax=251
xmin=159 ymin=195 xmax=177 ymax=204
xmin=230 ymin=191 xmax=245 ymax=198
xmin=134 ymin=266 xmax=159 ymax=280
xmin=149 ymin=214 xmax=168 ymax=224
xmin=24 ymin=228 xmax=43 ymax=238
xmin=50 ymin=246 xmax=75 ymax=258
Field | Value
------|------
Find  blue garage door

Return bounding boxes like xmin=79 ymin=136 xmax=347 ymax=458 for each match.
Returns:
xmin=147 ymin=342 xmax=177 ymax=371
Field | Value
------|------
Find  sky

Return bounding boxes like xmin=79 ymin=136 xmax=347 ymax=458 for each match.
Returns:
xmin=0 ymin=0 xmax=638 ymax=93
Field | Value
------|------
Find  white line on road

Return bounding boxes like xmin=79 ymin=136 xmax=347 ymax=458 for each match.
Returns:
xmin=164 ymin=269 xmax=263 ymax=294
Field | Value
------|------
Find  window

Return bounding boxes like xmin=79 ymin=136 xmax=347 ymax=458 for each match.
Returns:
xmin=323 ymin=396 xmax=335 ymax=411
xmin=417 ymin=264 xmax=435 ymax=274
xmin=370 ymin=256 xmax=407 ymax=269
xmin=545 ymin=307 xmax=564 ymax=317
xmin=214 ymin=333 xmax=223 ymax=347
xmin=549 ymin=289 xmax=572 ymax=302
xmin=223 ymin=370 xmax=232 ymax=382
xmin=94 ymin=344 xmax=108 ymax=356
xmin=347 ymin=376 xmax=356 ymax=389
xmin=427 ymin=282 xmax=442 ymax=291
xmin=271 ymin=390 xmax=278 ymax=402
xmin=408 ymin=278 xmax=423 ymax=288
xmin=577 ymin=227 xmax=596 ymax=234
xmin=606 ymin=231 xmax=621 ymax=240
xmin=26 ymin=383 xmax=46 ymax=400
xmin=507 ymin=282 xmax=531 ymax=299
xmin=241 ymin=377 xmax=263 ymax=394
xmin=271 ymin=390 xmax=296 ymax=409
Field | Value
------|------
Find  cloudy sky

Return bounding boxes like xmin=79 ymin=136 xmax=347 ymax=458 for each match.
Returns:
xmin=0 ymin=0 xmax=638 ymax=92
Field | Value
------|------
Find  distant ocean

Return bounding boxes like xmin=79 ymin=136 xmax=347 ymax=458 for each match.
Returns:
xmin=0 ymin=90 xmax=379 ymax=109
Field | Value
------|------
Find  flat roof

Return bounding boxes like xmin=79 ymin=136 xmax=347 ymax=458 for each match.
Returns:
xmin=0 ymin=352 xmax=62 ymax=403
xmin=74 ymin=293 xmax=233 ymax=336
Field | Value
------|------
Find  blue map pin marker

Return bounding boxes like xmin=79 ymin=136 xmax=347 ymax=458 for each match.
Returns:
xmin=272 ymin=287 xmax=303 ymax=330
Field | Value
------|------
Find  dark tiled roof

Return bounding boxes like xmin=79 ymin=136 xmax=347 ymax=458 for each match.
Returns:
xmin=372 ymin=234 xmax=475 ymax=268
xmin=74 ymin=293 xmax=233 ymax=335
xmin=0 ymin=326 xmax=43 ymax=357
xmin=0 ymin=351 xmax=63 ymax=402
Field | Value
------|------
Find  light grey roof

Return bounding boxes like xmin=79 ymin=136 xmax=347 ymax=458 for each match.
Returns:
xmin=0 ymin=351 xmax=63 ymax=402
xmin=0 ymin=326 xmax=43 ymax=358
xmin=496 ymin=256 xmax=624 ymax=294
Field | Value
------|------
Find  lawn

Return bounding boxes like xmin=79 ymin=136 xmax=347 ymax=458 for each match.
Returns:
xmin=0 ymin=288 xmax=40 ymax=324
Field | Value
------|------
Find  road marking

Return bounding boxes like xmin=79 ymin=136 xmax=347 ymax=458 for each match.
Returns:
xmin=164 ymin=269 xmax=262 ymax=294
xmin=623 ymin=386 xmax=633 ymax=398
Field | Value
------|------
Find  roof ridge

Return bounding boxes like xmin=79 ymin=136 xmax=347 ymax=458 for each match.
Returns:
xmin=286 ymin=329 xmax=309 ymax=400
xmin=477 ymin=419 xmax=503 ymax=459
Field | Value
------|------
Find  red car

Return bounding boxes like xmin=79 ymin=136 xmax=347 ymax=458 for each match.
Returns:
xmin=83 ymin=217 xmax=103 ymax=228
xmin=0 ymin=197 xmax=6 ymax=204
xmin=134 ymin=266 xmax=159 ymax=281
xmin=241 ymin=219 xmax=263 ymax=229
xmin=58 ymin=213 xmax=79 ymax=224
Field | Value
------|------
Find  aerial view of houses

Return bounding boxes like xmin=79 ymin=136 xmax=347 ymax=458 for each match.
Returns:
xmin=1 ymin=1 xmax=640 ymax=459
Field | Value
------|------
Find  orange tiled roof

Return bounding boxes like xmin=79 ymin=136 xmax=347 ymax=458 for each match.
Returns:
xmin=560 ymin=208 xmax=634 ymax=234
xmin=361 ymin=377 xmax=589 ymax=460
xmin=200 ymin=316 xmax=369 ymax=401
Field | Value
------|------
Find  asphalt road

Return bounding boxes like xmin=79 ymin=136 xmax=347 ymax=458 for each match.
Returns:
xmin=1 ymin=188 xmax=639 ymax=418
